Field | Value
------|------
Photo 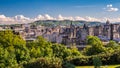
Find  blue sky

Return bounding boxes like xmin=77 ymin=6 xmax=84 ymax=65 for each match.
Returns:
xmin=0 ymin=0 xmax=120 ymax=18
xmin=0 ymin=0 xmax=120 ymax=24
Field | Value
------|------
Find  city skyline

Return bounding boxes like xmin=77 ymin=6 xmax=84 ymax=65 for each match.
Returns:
xmin=0 ymin=0 xmax=120 ymax=24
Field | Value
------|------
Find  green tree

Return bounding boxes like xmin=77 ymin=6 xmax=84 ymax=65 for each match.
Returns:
xmin=0 ymin=45 xmax=18 ymax=68
xmin=0 ymin=30 xmax=30 ymax=67
xmin=52 ymin=44 xmax=81 ymax=59
xmin=93 ymin=56 xmax=102 ymax=68
xmin=27 ymin=36 xmax=53 ymax=58
xmin=70 ymin=45 xmax=81 ymax=56
xmin=106 ymin=40 xmax=118 ymax=48
xmin=52 ymin=43 xmax=71 ymax=59
xmin=87 ymin=36 xmax=103 ymax=46
xmin=83 ymin=36 xmax=106 ymax=55
xmin=105 ymin=41 xmax=119 ymax=55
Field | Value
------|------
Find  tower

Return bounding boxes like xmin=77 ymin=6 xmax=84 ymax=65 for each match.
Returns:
xmin=83 ymin=24 xmax=88 ymax=30
xmin=106 ymin=20 xmax=110 ymax=25
xmin=110 ymin=24 xmax=113 ymax=40
xmin=70 ymin=21 xmax=74 ymax=28
xmin=104 ymin=20 xmax=111 ymax=39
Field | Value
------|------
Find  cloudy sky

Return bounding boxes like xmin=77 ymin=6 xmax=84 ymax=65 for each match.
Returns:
xmin=0 ymin=0 xmax=120 ymax=24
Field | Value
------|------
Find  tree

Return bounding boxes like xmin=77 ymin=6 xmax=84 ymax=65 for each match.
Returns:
xmin=0 ymin=30 xmax=30 ymax=66
xmin=52 ymin=44 xmax=81 ymax=59
xmin=0 ymin=30 xmax=26 ymax=47
xmin=69 ymin=45 xmax=81 ymax=56
xmin=0 ymin=45 xmax=18 ymax=68
xmin=93 ymin=56 xmax=102 ymax=68
xmin=52 ymin=43 xmax=71 ymax=59
xmin=87 ymin=36 xmax=103 ymax=46
xmin=26 ymin=36 xmax=53 ymax=58
xmin=83 ymin=36 xmax=106 ymax=55
xmin=104 ymin=41 xmax=118 ymax=54
xmin=106 ymin=40 xmax=118 ymax=48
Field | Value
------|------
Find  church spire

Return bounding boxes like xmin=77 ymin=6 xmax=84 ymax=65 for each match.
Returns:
xmin=70 ymin=21 xmax=73 ymax=26
xmin=83 ymin=24 xmax=87 ymax=29
xmin=106 ymin=19 xmax=110 ymax=24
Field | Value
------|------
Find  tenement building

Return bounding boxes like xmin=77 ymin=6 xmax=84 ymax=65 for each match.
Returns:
xmin=61 ymin=20 xmax=120 ymax=45
xmin=6 ymin=20 xmax=120 ymax=45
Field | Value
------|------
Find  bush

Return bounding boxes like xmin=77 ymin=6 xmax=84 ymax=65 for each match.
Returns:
xmin=93 ymin=56 xmax=102 ymax=68
xmin=62 ymin=61 xmax=75 ymax=68
xmin=23 ymin=57 xmax=62 ymax=68
xmin=66 ymin=56 xmax=92 ymax=66
xmin=66 ymin=51 xmax=120 ymax=66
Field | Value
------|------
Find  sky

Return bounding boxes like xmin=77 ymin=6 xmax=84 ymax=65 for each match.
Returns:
xmin=0 ymin=0 xmax=120 ymax=24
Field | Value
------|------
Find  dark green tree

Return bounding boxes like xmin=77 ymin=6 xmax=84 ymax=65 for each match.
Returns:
xmin=93 ymin=56 xmax=102 ymax=68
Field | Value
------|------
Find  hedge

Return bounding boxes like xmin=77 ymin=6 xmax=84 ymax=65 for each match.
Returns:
xmin=66 ymin=51 xmax=120 ymax=66
xmin=23 ymin=57 xmax=62 ymax=68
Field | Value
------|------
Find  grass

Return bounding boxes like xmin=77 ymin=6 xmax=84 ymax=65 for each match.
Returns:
xmin=76 ymin=64 xmax=120 ymax=68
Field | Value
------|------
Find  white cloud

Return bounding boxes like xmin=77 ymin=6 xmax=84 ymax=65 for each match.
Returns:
xmin=44 ymin=14 xmax=55 ymax=20
xmin=14 ymin=15 xmax=30 ymax=20
xmin=57 ymin=14 xmax=74 ymax=20
xmin=35 ymin=15 xmax=45 ymax=20
xmin=0 ymin=15 xmax=15 ymax=24
xmin=1 ymin=14 xmax=120 ymax=24
xmin=105 ymin=4 xmax=119 ymax=12
xmin=75 ymin=16 xmax=85 ymax=21
xmin=0 ymin=15 xmax=33 ymax=24
xmin=58 ymin=14 xmax=64 ymax=20
xmin=84 ymin=16 xmax=100 ymax=21
xmin=14 ymin=15 xmax=31 ymax=23
xmin=107 ymin=8 xmax=118 ymax=12
xmin=107 ymin=4 xmax=112 ymax=8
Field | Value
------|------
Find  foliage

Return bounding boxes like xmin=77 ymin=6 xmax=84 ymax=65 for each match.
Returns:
xmin=52 ymin=44 xmax=71 ymax=59
xmin=0 ymin=30 xmax=120 ymax=68
xmin=70 ymin=45 xmax=82 ymax=57
xmin=0 ymin=45 xmax=18 ymax=68
xmin=0 ymin=30 xmax=26 ymax=47
xmin=87 ymin=36 xmax=103 ymax=46
xmin=52 ymin=44 xmax=81 ymax=59
xmin=83 ymin=36 xmax=106 ymax=56
xmin=27 ymin=36 xmax=53 ymax=58
xmin=106 ymin=41 xmax=118 ymax=47
xmin=23 ymin=57 xmax=62 ymax=68
xmin=66 ymin=56 xmax=92 ymax=66
xmin=0 ymin=30 xmax=30 ymax=68
xmin=93 ymin=56 xmax=102 ymax=68
xmin=62 ymin=61 xmax=75 ymax=68
xmin=66 ymin=49 xmax=120 ymax=66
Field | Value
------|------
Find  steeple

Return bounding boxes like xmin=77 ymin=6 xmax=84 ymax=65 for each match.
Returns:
xmin=106 ymin=20 xmax=110 ymax=24
xmin=70 ymin=21 xmax=75 ymax=28
xmin=70 ymin=21 xmax=73 ymax=27
xmin=83 ymin=24 xmax=88 ymax=29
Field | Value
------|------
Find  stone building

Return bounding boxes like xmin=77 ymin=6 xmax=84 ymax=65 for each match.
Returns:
xmin=10 ymin=20 xmax=120 ymax=45
xmin=61 ymin=20 xmax=120 ymax=45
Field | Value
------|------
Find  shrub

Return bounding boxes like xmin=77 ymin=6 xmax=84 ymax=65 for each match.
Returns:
xmin=93 ymin=56 xmax=102 ymax=68
xmin=66 ymin=51 xmax=120 ymax=66
xmin=23 ymin=57 xmax=62 ymax=68
xmin=66 ymin=56 xmax=92 ymax=66
xmin=62 ymin=61 xmax=75 ymax=68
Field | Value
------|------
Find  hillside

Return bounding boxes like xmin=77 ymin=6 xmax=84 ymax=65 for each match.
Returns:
xmin=30 ymin=20 xmax=102 ymax=27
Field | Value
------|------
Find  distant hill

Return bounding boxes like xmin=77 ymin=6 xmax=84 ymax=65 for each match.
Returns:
xmin=30 ymin=20 xmax=102 ymax=27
